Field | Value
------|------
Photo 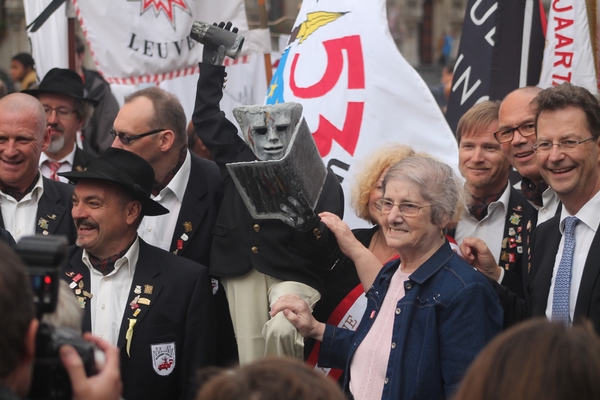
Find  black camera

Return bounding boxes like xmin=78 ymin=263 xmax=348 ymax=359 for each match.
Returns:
xmin=17 ymin=236 xmax=97 ymax=400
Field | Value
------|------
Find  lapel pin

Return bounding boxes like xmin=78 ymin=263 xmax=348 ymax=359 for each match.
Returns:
xmin=138 ymin=298 xmax=151 ymax=306
xmin=180 ymin=233 xmax=189 ymax=241
xmin=65 ymin=271 xmax=75 ymax=278
xmin=144 ymin=285 xmax=153 ymax=295
xmin=38 ymin=218 xmax=49 ymax=230
xmin=133 ymin=308 xmax=141 ymax=317
xmin=47 ymin=214 xmax=57 ymax=220
xmin=183 ymin=222 xmax=192 ymax=232
xmin=69 ymin=273 xmax=83 ymax=289
xmin=134 ymin=285 xmax=142 ymax=295
xmin=77 ymin=296 xmax=86 ymax=308
xmin=177 ymin=240 xmax=183 ymax=250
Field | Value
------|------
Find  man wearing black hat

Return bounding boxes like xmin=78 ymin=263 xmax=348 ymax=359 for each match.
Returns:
xmin=0 ymin=93 xmax=76 ymax=244
xmin=23 ymin=68 xmax=97 ymax=183
xmin=60 ymin=147 xmax=219 ymax=400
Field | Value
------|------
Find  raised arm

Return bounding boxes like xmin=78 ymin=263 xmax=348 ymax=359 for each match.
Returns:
xmin=319 ymin=211 xmax=382 ymax=291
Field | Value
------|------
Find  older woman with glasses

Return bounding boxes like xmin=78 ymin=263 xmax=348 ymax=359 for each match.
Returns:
xmin=272 ymin=155 xmax=502 ymax=400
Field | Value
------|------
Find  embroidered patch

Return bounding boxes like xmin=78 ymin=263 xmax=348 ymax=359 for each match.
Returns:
xmin=151 ymin=342 xmax=176 ymax=376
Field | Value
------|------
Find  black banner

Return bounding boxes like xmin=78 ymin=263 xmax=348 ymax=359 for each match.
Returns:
xmin=446 ymin=0 xmax=545 ymax=134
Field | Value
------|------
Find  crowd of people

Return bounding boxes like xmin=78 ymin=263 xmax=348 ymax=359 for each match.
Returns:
xmin=1 ymin=24 xmax=600 ymax=400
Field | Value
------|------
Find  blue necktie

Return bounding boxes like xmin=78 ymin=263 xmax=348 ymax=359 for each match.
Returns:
xmin=551 ymin=216 xmax=579 ymax=325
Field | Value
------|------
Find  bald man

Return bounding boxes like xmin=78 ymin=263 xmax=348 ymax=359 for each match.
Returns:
xmin=497 ymin=87 xmax=560 ymax=225
xmin=0 ymin=93 xmax=76 ymax=243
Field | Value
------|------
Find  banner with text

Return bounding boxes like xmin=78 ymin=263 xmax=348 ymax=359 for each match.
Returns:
xmin=538 ymin=0 xmax=599 ymax=92
xmin=265 ymin=0 xmax=459 ymax=229
xmin=446 ymin=0 xmax=545 ymax=133
xmin=73 ymin=0 xmax=248 ymax=84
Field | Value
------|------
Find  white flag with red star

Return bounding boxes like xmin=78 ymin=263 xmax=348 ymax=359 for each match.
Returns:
xmin=265 ymin=0 xmax=459 ymax=228
xmin=73 ymin=0 xmax=248 ymax=84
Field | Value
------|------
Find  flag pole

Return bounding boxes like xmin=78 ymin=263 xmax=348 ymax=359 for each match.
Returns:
xmin=257 ymin=0 xmax=273 ymax=87
xmin=66 ymin=0 xmax=76 ymax=70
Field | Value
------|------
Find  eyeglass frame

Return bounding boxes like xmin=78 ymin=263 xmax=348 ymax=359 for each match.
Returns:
xmin=493 ymin=121 xmax=536 ymax=144
xmin=110 ymin=128 xmax=166 ymax=145
xmin=533 ymin=135 xmax=599 ymax=152
xmin=374 ymin=198 xmax=431 ymax=217
xmin=43 ymin=106 xmax=78 ymax=119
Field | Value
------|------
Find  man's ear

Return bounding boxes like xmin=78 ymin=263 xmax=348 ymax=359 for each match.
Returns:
xmin=159 ymin=129 xmax=176 ymax=152
xmin=126 ymin=200 xmax=143 ymax=226
xmin=41 ymin=126 xmax=51 ymax=151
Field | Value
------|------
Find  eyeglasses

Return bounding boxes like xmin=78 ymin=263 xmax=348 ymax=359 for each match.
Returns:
xmin=493 ymin=122 xmax=536 ymax=144
xmin=44 ymin=106 xmax=77 ymax=119
xmin=374 ymin=198 xmax=431 ymax=217
xmin=110 ymin=128 xmax=165 ymax=145
xmin=533 ymin=136 xmax=598 ymax=152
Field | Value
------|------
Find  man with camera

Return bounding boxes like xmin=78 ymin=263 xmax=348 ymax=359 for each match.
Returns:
xmin=0 ymin=240 xmax=122 ymax=400
xmin=59 ymin=148 xmax=218 ymax=400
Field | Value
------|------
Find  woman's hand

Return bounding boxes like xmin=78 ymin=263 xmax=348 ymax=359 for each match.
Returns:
xmin=270 ymin=294 xmax=325 ymax=341
xmin=320 ymin=211 xmax=383 ymax=291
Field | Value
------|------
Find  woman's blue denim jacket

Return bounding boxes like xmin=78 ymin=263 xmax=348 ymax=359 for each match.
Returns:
xmin=318 ymin=242 xmax=503 ymax=400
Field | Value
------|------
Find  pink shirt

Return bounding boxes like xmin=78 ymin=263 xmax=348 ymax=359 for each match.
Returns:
xmin=349 ymin=266 xmax=411 ymax=400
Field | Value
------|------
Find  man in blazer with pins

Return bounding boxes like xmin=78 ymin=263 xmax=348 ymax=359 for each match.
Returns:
xmin=462 ymin=83 xmax=600 ymax=333
xmin=0 ymin=93 xmax=76 ymax=244
xmin=60 ymin=148 xmax=218 ymax=400
xmin=452 ymin=101 xmax=535 ymax=301
xmin=110 ymin=86 xmax=237 ymax=365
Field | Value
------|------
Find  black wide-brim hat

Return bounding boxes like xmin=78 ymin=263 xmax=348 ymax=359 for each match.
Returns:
xmin=22 ymin=68 xmax=99 ymax=106
xmin=59 ymin=148 xmax=169 ymax=216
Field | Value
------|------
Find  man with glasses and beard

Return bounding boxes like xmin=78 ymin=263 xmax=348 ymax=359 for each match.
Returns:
xmin=24 ymin=68 xmax=96 ymax=183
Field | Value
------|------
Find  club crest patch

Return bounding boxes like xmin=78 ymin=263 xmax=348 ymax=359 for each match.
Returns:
xmin=151 ymin=342 xmax=176 ymax=376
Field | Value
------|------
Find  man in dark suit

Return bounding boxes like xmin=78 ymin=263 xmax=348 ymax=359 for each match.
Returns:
xmin=110 ymin=86 xmax=237 ymax=365
xmin=23 ymin=68 xmax=97 ymax=182
xmin=60 ymin=147 xmax=219 ymax=400
xmin=192 ymin=24 xmax=344 ymax=363
xmin=0 ymin=93 xmax=76 ymax=244
xmin=462 ymin=83 xmax=600 ymax=333
xmin=453 ymin=101 xmax=535 ymax=299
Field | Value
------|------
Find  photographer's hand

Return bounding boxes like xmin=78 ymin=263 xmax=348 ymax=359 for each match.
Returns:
xmin=60 ymin=333 xmax=122 ymax=400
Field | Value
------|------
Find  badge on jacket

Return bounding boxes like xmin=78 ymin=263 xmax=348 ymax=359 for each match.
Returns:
xmin=151 ymin=342 xmax=176 ymax=376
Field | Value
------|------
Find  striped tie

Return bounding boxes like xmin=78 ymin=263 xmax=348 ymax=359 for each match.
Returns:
xmin=551 ymin=216 xmax=579 ymax=326
xmin=45 ymin=160 xmax=64 ymax=181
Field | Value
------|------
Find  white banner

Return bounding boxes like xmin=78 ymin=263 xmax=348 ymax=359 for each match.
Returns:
xmin=24 ymin=1 xmax=69 ymax=79
xmin=158 ymin=53 xmax=269 ymax=122
xmin=538 ymin=0 xmax=598 ymax=92
xmin=73 ymin=0 xmax=249 ymax=84
xmin=265 ymin=0 xmax=459 ymax=228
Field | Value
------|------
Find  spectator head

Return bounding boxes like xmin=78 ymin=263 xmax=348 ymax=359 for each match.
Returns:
xmin=0 ymin=241 xmax=38 ymax=397
xmin=350 ymin=144 xmax=415 ymax=224
xmin=112 ymin=87 xmax=188 ymax=182
xmin=453 ymin=318 xmax=600 ymax=400
xmin=10 ymin=53 xmax=35 ymax=83
xmin=0 ymin=93 xmax=50 ymax=192
xmin=531 ymin=82 xmax=600 ymax=215
xmin=457 ymin=101 xmax=510 ymax=198
xmin=196 ymin=357 xmax=346 ymax=400
xmin=61 ymin=148 xmax=168 ymax=259
xmin=23 ymin=68 xmax=96 ymax=160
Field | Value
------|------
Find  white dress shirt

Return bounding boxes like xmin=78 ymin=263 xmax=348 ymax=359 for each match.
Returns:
xmin=455 ymin=183 xmax=511 ymax=264
xmin=545 ymin=190 xmax=600 ymax=321
xmin=138 ymin=151 xmax=190 ymax=251
xmin=39 ymin=145 xmax=77 ymax=184
xmin=83 ymin=237 xmax=140 ymax=346
xmin=0 ymin=172 xmax=44 ymax=242
xmin=536 ymin=187 xmax=560 ymax=225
